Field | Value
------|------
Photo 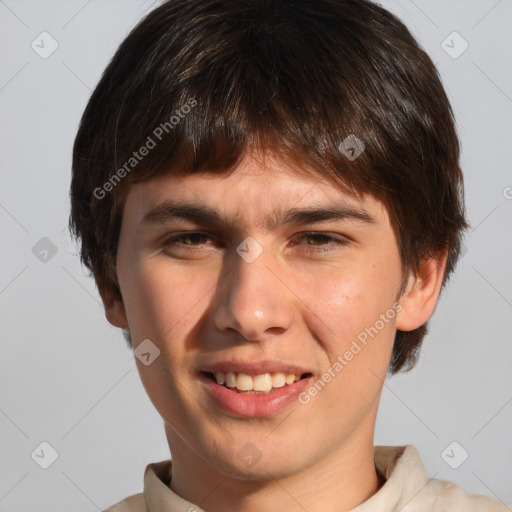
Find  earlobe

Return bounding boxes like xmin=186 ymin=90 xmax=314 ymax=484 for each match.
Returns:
xmin=100 ymin=282 xmax=129 ymax=329
xmin=395 ymin=251 xmax=447 ymax=332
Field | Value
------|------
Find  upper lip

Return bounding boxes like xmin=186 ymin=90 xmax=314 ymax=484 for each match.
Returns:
xmin=200 ymin=359 xmax=313 ymax=376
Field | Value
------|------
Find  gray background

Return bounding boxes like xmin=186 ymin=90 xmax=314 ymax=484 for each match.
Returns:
xmin=0 ymin=0 xmax=511 ymax=510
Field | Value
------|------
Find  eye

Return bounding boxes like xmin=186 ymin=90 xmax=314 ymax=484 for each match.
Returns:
xmin=160 ymin=231 xmax=349 ymax=257
xmin=295 ymin=232 xmax=350 ymax=252
xmin=165 ymin=232 xmax=213 ymax=246
xmin=161 ymin=232 xmax=218 ymax=256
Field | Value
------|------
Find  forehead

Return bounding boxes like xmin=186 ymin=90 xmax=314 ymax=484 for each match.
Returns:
xmin=123 ymin=152 xmax=390 ymax=228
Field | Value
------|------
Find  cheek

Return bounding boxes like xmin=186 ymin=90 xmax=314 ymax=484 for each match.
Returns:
xmin=117 ymin=258 xmax=216 ymax=418
xmin=119 ymin=256 xmax=217 ymax=346
xmin=298 ymin=268 xmax=399 ymax=418
xmin=304 ymin=264 xmax=399 ymax=337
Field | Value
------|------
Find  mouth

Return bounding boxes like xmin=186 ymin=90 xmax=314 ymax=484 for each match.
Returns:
xmin=201 ymin=370 xmax=313 ymax=394
xmin=199 ymin=369 xmax=315 ymax=417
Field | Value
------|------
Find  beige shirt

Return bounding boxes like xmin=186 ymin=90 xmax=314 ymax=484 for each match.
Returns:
xmin=104 ymin=445 xmax=510 ymax=511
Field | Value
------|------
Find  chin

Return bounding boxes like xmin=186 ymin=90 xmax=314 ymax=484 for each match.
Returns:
xmin=205 ymin=442 xmax=306 ymax=482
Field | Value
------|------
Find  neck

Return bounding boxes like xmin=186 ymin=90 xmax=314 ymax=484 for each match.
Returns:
xmin=167 ymin=429 xmax=382 ymax=512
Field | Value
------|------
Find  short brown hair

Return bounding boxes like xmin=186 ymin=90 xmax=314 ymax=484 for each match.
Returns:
xmin=69 ymin=0 xmax=468 ymax=374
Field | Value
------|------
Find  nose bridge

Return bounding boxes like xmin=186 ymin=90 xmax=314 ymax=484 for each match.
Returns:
xmin=212 ymin=241 xmax=294 ymax=340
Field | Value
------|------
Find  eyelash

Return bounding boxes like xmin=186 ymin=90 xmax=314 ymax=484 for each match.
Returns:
xmin=162 ymin=232 xmax=349 ymax=253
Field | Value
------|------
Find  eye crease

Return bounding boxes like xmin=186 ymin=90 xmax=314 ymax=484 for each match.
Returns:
xmin=160 ymin=231 xmax=350 ymax=253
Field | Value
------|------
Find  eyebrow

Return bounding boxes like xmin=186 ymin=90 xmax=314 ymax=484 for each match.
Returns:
xmin=141 ymin=200 xmax=376 ymax=231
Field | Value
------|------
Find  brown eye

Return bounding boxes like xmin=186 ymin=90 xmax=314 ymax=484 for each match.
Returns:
xmin=179 ymin=233 xmax=210 ymax=245
xmin=295 ymin=232 xmax=350 ymax=253
xmin=164 ymin=232 xmax=213 ymax=247
xmin=304 ymin=234 xmax=334 ymax=246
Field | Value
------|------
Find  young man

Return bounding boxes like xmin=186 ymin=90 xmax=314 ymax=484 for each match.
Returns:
xmin=69 ymin=0 xmax=509 ymax=510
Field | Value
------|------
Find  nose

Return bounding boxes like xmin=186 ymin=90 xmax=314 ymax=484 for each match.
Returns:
xmin=211 ymin=244 xmax=295 ymax=341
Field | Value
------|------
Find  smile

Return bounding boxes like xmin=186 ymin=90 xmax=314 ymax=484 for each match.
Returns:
xmin=204 ymin=371 xmax=310 ymax=394
xmin=199 ymin=370 xmax=314 ymax=417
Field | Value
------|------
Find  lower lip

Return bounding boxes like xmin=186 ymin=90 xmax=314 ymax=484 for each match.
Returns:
xmin=199 ymin=373 xmax=313 ymax=417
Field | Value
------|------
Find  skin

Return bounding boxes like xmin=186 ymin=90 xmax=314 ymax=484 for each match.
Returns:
xmin=102 ymin=151 xmax=446 ymax=512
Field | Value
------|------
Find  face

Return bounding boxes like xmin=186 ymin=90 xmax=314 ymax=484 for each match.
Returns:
xmin=108 ymin=152 xmax=414 ymax=480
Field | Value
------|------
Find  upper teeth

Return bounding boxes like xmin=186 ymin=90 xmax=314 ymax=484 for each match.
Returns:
xmin=214 ymin=371 xmax=301 ymax=392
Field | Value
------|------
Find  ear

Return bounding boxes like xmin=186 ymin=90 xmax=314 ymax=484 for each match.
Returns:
xmin=100 ymin=281 xmax=129 ymax=329
xmin=396 ymin=251 xmax=447 ymax=332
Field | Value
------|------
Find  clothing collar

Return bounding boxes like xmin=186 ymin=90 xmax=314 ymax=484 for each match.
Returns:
xmin=142 ymin=445 xmax=428 ymax=512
